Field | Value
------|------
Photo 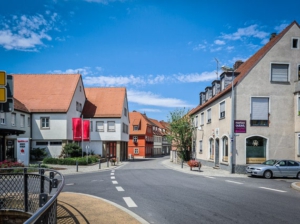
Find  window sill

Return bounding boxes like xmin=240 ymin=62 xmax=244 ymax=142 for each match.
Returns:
xmin=219 ymin=117 xmax=225 ymax=120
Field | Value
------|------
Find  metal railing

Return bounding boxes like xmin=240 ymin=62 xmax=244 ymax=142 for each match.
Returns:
xmin=0 ymin=167 xmax=64 ymax=223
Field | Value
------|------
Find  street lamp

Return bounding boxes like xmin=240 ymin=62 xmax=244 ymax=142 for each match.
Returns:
xmin=221 ymin=65 xmax=235 ymax=174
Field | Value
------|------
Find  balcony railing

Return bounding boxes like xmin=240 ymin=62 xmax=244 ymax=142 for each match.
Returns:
xmin=0 ymin=167 xmax=64 ymax=223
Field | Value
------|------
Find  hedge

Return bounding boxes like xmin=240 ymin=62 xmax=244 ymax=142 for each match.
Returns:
xmin=43 ymin=155 xmax=99 ymax=165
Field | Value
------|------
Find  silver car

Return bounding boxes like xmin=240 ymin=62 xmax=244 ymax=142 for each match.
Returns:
xmin=246 ymin=159 xmax=300 ymax=179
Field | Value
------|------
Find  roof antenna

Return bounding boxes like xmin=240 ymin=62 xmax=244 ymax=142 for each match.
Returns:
xmin=215 ymin=58 xmax=219 ymax=80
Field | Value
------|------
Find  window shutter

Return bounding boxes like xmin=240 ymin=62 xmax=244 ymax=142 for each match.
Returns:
xmin=207 ymin=109 xmax=211 ymax=120
xmin=251 ymin=97 xmax=269 ymax=120
xmin=220 ymin=102 xmax=225 ymax=112
xmin=272 ymin=64 xmax=288 ymax=82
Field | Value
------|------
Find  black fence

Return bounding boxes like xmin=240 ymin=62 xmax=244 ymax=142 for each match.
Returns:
xmin=0 ymin=167 xmax=64 ymax=223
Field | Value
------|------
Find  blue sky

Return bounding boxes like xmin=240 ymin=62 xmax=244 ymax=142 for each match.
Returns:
xmin=1 ymin=0 xmax=299 ymax=122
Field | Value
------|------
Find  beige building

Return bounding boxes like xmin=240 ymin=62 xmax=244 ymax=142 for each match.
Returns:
xmin=190 ymin=21 xmax=300 ymax=173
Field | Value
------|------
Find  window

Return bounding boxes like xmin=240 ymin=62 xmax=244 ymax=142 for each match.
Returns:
xmin=199 ymin=140 xmax=202 ymax=154
xmin=11 ymin=113 xmax=16 ymax=126
xmin=96 ymin=121 xmax=104 ymax=132
xmin=209 ymin=138 xmax=214 ymax=160
xmin=200 ymin=112 xmax=204 ymax=125
xmin=28 ymin=117 xmax=30 ymax=127
xmin=207 ymin=108 xmax=211 ymax=123
xmin=50 ymin=142 xmax=62 ymax=145
xmin=134 ymin=148 xmax=139 ymax=154
xmin=298 ymin=96 xmax=300 ymax=116
xmin=251 ymin=97 xmax=269 ymax=126
xmin=90 ymin=120 xmax=93 ymax=132
xmin=220 ymin=101 xmax=225 ymax=118
xmin=195 ymin=116 xmax=198 ymax=127
xmin=298 ymin=65 xmax=300 ymax=80
xmin=288 ymin=160 xmax=299 ymax=166
xmin=20 ymin=114 xmax=25 ymax=128
xmin=271 ymin=63 xmax=289 ymax=82
xmin=0 ymin=113 xmax=5 ymax=125
xmin=36 ymin=142 xmax=48 ymax=146
xmin=108 ymin=121 xmax=115 ymax=132
xmin=222 ymin=136 xmax=228 ymax=162
xmin=133 ymin=136 xmax=138 ymax=143
xmin=41 ymin=117 xmax=50 ymax=129
xmin=221 ymin=78 xmax=225 ymax=90
xmin=292 ymin=38 xmax=299 ymax=49
xmin=133 ymin=125 xmax=139 ymax=130
xmin=76 ymin=102 xmax=82 ymax=112
xmin=124 ymin=107 xmax=127 ymax=116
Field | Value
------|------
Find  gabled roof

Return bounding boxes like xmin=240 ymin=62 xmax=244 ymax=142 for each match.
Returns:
xmin=14 ymin=98 xmax=29 ymax=113
xmin=129 ymin=111 xmax=152 ymax=135
xmin=190 ymin=21 xmax=300 ymax=115
xmin=13 ymin=74 xmax=81 ymax=113
xmin=83 ymin=87 xmax=126 ymax=118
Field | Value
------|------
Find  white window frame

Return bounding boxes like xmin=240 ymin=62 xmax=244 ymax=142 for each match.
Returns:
xmin=270 ymin=63 xmax=290 ymax=82
xmin=90 ymin=120 xmax=93 ymax=132
xmin=220 ymin=101 xmax=225 ymax=119
xmin=20 ymin=114 xmax=25 ymax=128
xmin=108 ymin=121 xmax=115 ymax=132
xmin=207 ymin=108 xmax=211 ymax=123
xmin=200 ymin=112 xmax=204 ymax=125
xmin=0 ymin=113 xmax=5 ymax=125
xmin=41 ymin=117 xmax=50 ymax=129
xmin=209 ymin=138 xmax=214 ymax=160
xmin=250 ymin=97 xmax=269 ymax=126
xmin=199 ymin=140 xmax=203 ymax=154
xmin=28 ymin=117 xmax=30 ymax=127
xmin=222 ymin=136 xmax=228 ymax=162
xmin=11 ymin=113 xmax=16 ymax=126
xmin=133 ymin=136 xmax=138 ymax=143
xmin=195 ymin=115 xmax=198 ymax=127
xmin=134 ymin=148 xmax=139 ymax=154
xmin=96 ymin=121 xmax=104 ymax=132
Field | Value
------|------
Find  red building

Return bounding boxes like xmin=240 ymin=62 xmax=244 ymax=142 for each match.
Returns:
xmin=128 ymin=111 xmax=153 ymax=158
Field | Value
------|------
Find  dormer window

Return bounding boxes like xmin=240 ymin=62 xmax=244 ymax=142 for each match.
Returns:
xmin=133 ymin=125 xmax=139 ymax=130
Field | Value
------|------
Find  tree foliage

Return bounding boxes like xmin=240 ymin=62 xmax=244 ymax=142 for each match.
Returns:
xmin=167 ymin=108 xmax=193 ymax=161
xmin=61 ymin=143 xmax=82 ymax=158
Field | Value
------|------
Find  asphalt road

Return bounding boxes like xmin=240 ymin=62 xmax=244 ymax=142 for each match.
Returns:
xmin=63 ymin=157 xmax=300 ymax=224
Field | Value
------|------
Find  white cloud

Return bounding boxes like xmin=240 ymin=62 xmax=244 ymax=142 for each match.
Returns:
xmin=140 ymin=108 xmax=162 ymax=113
xmin=127 ymin=90 xmax=194 ymax=108
xmin=221 ymin=24 xmax=268 ymax=41
xmin=175 ymin=71 xmax=216 ymax=83
xmin=274 ymin=23 xmax=289 ymax=32
xmin=49 ymin=67 xmax=92 ymax=76
xmin=210 ymin=47 xmax=222 ymax=52
xmin=214 ymin=40 xmax=225 ymax=45
xmin=0 ymin=13 xmax=59 ymax=51
xmin=84 ymin=75 xmax=145 ymax=86
xmin=85 ymin=0 xmax=124 ymax=4
xmin=193 ymin=43 xmax=206 ymax=51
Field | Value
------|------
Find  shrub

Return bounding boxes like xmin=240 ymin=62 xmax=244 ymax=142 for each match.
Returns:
xmin=31 ymin=147 xmax=47 ymax=160
xmin=61 ymin=143 xmax=82 ymax=158
xmin=43 ymin=155 xmax=99 ymax=165
xmin=0 ymin=160 xmax=24 ymax=168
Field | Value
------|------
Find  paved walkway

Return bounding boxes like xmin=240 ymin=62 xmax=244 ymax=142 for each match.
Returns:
xmin=49 ymin=158 xmax=300 ymax=223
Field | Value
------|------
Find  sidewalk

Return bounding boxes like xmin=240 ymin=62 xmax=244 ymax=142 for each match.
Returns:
xmin=49 ymin=158 xmax=300 ymax=223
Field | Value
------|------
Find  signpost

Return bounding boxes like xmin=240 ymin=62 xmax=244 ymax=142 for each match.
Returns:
xmin=17 ymin=138 xmax=30 ymax=166
xmin=0 ymin=71 xmax=7 ymax=103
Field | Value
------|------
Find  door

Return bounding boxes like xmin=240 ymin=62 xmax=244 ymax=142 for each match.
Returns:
xmin=215 ymin=139 xmax=219 ymax=167
xmin=287 ymin=160 xmax=300 ymax=177
xmin=274 ymin=160 xmax=288 ymax=177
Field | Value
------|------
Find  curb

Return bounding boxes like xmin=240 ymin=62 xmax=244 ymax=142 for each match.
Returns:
xmin=291 ymin=182 xmax=300 ymax=191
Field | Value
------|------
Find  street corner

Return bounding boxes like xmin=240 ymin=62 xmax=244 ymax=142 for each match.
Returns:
xmin=291 ymin=182 xmax=300 ymax=192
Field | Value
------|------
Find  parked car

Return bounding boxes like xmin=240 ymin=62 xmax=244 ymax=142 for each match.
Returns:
xmin=246 ymin=159 xmax=300 ymax=179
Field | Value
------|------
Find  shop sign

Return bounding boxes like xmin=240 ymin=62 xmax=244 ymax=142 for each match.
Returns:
xmin=234 ymin=120 xmax=246 ymax=133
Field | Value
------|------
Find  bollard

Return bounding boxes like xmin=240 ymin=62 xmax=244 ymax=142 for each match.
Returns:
xmin=107 ymin=158 xmax=109 ymax=167
xmin=76 ymin=161 xmax=78 ymax=172
xmin=99 ymin=160 xmax=101 ymax=169
xmin=181 ymin=160 xmax=183 ymax=169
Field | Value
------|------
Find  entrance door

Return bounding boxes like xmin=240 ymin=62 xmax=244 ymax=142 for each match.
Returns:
xmin=6 ymin=140 xmax=15 ymax=161
xmin=215 ymin=139 xmax=219 ymax=167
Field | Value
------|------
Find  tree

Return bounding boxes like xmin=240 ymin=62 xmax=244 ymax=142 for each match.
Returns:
xmin=167 ymin=108 xmax=194 ymax=161
xmin=60 ymin=143 xmax=82 ymax=158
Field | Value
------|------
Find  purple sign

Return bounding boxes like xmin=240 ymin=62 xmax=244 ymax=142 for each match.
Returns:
xmin=234 ymin=120 xmax=246 ymax=133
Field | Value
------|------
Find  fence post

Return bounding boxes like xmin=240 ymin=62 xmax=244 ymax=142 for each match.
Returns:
xmin=40 ymin=169 xmax=45 ymax=193
xmin=23 ymin=168 xmax=28 ymax=212
xmin=76 ymin=160 xmax=78 ymax=172
xmin=99 ymin=160 xmax=101 ymax=169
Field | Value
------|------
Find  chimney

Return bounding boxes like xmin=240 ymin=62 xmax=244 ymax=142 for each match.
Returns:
xmin=234 ymin=60 xmax=244 ymax=70
xmin=269 ymin=33 xmax=277 ymax=41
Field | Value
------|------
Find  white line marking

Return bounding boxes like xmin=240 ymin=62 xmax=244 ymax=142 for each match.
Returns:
xmin=116 ymin=186 xmax=124 ymax=191
xmin=112 ymin=170 xmax=115 ymax=172
xmin=259 ymin=187 xmax=286 ymax=193
xmin=225 ymin=180 xmax=243 ymax=185
xmin=111 ymin=176 xmax=115 ymax=179
xmin=112 ymin=181 xmax=118 ymax=184
xmin=111 ymin=173 xmax=114 ymax=175
xmin=204 ymin=176 xmax=215 ymax=179
xmin=123 ymin=197 xmax=137 ymax=207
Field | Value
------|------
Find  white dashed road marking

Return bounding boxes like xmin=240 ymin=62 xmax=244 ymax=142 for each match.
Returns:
xmin=225 ymin=180 xmax=243 ymax=185
xmin=204 ymin=176 xmax=215 ymax=179
xmin=116 ymin=186 xmax=124 ymax=191
xmin=111 ymin=176 xmax=115 ymax=179
xmin=111 ymin=173 xmax=114 ymax=175
xmin=112 ymin=170 xmax=115 ymax=172
xmin=259 ymin=187 xmax=286 ymax=193
xmin=112 ymin=181 xmax=118 ymax=184
xmin=123 ymin=197 xmax=137 ymax=207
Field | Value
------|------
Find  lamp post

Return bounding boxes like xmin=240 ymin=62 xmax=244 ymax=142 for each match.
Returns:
xmin=221 ymin=65 xmax=235 ymax=173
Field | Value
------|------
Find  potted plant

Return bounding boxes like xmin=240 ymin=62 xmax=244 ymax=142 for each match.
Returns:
xmin=110 ymin=157 xmax=117 ymax=165
xmin=187 ymin=160 xmax=201 ymax=171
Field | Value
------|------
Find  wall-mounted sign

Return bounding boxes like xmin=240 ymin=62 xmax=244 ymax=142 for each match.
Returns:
xmin=234 ymin=120 xmax=246 ymax=133
xmin=17 ymin=138 xmax=29 ymax=166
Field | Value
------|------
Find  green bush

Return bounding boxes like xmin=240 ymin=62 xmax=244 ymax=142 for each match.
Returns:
xmin=43 ymin=155 xmax=99 ymax=165
xmin=62 ymin=143 xmax=82 ymax=157
xmin=31 ymin=147 xmax=48 ymax=160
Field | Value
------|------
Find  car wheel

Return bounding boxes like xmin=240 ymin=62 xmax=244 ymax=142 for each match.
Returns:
xmin=297 ymin=172 xmax=300 ymax=179
xmin=264 ymin=170 xmax=272 ymax=179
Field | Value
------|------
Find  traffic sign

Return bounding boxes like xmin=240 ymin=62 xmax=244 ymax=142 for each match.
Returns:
xmin=0 ymin=71 xmax=6 ymax=86
xmin=0 ymin=87 xmax=6 ymax=103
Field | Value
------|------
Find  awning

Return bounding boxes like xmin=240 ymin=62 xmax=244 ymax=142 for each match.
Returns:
xmin=0 ymin=128 xmax=25 ymax=136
